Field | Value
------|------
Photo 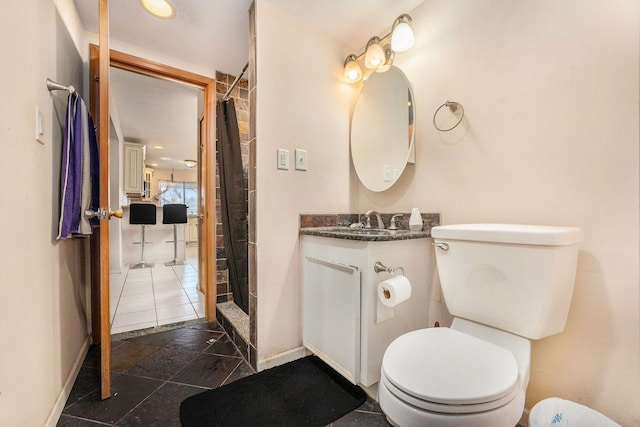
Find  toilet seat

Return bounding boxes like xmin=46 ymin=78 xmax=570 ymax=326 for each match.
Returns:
xmin=381 ymin=328 xmax=520 ymax=414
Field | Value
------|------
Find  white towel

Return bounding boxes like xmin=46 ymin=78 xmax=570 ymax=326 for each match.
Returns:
xmin=78 ymin=98 xmax=92 ymax=235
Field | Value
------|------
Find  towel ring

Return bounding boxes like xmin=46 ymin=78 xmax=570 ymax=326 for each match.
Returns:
xmin=433 ymin=100 xmax=464 ymax=132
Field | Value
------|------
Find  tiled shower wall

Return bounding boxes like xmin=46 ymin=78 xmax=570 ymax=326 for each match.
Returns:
xmin=214 ymin=71 xmax=249 ymax=305
xmin=213 ymin=1 xmax=257 ymax=369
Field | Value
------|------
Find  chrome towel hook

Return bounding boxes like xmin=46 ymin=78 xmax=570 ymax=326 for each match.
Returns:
xmin=433 ymin=100 xmax=464 ymax=132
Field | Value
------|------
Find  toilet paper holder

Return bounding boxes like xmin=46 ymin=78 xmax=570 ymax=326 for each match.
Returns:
xmin=374 ymin=261 xmax=405 ymax=276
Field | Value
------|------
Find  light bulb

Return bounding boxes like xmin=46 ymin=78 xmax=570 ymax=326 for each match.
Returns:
xmin=364 ymin=38 xmax=385 ymax=69
xmin=391 ymin=21 xmax=414 ymax=52
xmin=343 ymin=55 xmax=363 ymax=83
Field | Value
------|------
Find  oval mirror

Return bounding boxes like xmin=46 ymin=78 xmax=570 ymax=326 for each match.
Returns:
xmin=351 ymin=66 xmax=415 ymax=192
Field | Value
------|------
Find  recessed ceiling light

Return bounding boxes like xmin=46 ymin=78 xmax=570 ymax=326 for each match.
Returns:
xmin=139 ymin=0 xmax=176 ymax=19
xmin=150 ymin=163 xmax=159 ymax=167
xmin=153 ymin=145 xmax=164 ymax=149
xmin=159 ymin=157 xmax=172 ymax=161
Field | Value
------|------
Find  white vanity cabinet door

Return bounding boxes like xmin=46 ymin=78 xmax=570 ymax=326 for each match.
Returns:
xmin=302 ymin=256 xmax=361 ymax=384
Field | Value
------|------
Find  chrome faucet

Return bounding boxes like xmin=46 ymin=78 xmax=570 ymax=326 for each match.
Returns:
xmin=364 ymin=210 xmax=385 ymax=229
xmin=388 ymin=214 xmax=403 ymax=230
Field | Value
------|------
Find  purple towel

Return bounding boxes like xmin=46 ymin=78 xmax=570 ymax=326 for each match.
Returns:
xmin=57 ymin=94 xmax=99 ymax=240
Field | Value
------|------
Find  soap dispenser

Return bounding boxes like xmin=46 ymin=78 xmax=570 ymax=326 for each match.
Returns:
xmin=409 ymin=208 xmax=423 ymax=231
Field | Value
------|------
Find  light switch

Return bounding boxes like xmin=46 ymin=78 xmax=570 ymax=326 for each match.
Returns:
xmin=277 ymin=148 xmax=289 ymax=170
xmin=35 ymin=106 xmax=44 ymax=144
xmin=295 ymin=149 xmax=307 ymax=171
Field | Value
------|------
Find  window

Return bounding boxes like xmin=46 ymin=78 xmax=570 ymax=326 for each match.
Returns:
xmin=158 ymin=180 xmax=198 ymax=216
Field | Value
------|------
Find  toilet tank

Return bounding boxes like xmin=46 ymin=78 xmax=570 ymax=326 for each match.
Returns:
xmin=432 ymin=224 xmax=583 ymax=340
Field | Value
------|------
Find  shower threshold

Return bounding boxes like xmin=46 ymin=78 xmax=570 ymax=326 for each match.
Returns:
xmin=217 ymin=301 xmax=249 ymax=342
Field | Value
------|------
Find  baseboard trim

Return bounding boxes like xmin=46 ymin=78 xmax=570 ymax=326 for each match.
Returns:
xmin=44 ymin=335 xmax=90 ymax=427
xmin=256 ymin=346 xmax=310 ymax=372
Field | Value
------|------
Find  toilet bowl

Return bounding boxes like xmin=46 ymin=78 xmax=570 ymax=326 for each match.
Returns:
xmin=379 ymin=319 xmax=529 ymax=427
xmin=379 ymin=224 xmax=583 ymax=427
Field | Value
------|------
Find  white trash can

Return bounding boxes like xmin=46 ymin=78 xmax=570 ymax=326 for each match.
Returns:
xmin=529 ymin=398 xmax=621 ymax=427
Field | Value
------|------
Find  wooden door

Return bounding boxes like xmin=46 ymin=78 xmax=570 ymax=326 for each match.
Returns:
xmin=90 ymin=2 xmax=217 ymax=396
xmin=88 ymin=0 xmax=113 ymax=400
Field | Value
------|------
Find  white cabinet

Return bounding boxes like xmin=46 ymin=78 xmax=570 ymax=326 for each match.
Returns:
xmin=302 ymin=256 xmax=361 ymax=383
xmin=186 ymin=217 xmax=198 ymax=243
xmin=301 ymin=234 xmax=433 ymax=387
xmin=123 ymin=142 xmax=145 ymax=196
xmin=143 ymin=167 xmax=154 ymax=198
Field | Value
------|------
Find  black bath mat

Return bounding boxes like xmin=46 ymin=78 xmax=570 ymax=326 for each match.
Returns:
xmin=179 ymin=355 xmax=366 ymax=427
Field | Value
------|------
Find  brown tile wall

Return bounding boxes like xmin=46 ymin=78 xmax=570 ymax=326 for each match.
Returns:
xmin=214 ymin=70 xmax=250 ymax=306
xmin=214 ymin=2 xmax=257 ymax=371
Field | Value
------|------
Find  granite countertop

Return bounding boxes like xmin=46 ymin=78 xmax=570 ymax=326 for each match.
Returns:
xmin=299 ymin=226 xmax=432 ymax=242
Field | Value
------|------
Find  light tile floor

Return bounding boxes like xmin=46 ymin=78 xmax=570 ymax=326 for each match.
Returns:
xmin=110 ymin=246 xmax=203 ymax=335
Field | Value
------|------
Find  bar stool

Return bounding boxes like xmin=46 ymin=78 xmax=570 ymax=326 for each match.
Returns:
xmin=163 ymin=204 xmax=188 ymax=266
xmin=129 ymin=203 xmax=157 ymax=269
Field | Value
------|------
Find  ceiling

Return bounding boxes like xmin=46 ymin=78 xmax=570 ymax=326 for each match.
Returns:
xmin=72 ymin=0 xmax=423 ymax=170
xmin=110 ymin=67 xmax=201 ymax=170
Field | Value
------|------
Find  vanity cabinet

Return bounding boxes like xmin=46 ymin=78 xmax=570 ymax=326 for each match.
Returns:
xmin=301 ymin=234 xmax=433 ymax=387
xmin=123 ymin=142 xmax=145 ymax=196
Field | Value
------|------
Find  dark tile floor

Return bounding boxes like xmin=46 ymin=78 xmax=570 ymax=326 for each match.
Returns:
xmin=57 ymin=321 xmax=391 ymax=426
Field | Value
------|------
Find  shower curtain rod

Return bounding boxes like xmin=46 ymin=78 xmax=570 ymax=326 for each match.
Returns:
xmin=223 ymin=62 xmax=249 ymax=101
xmin=46 ymin=78 xmax=76 ymax=95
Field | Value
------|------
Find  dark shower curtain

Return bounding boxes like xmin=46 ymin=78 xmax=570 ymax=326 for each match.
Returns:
xmin=216 ymin=98 xmax=249 ymax=314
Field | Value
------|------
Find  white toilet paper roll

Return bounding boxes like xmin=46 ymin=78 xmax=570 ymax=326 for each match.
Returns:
xmin=377 ymin=275 xmax=412 ymax=307
xmin=376 ymin=303 xmax=394 ymax=323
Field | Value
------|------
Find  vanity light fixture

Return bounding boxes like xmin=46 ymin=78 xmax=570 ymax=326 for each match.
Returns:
xmin=342 ymin=14 xmax=414 ymax=83
xmin=139 ymin=0 xmax=176 ymax=19
xmin=184 ymin=159 xmax=197 ymax=168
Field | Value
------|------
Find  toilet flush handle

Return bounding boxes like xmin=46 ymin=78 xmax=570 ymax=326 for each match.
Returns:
xmin=432 ymin=242 xmax=449 ymax=251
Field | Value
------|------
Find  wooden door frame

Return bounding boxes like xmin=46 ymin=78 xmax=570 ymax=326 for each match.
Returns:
xmin=90 ymin=43 xmax=218 ymax=314
xmin=88 ymin=43 xmax=217 ymax=396
xmin=105 ymin=47 xmax=217 ymax=317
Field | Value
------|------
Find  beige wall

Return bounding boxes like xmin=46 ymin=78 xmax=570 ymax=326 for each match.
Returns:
xmin=255 ymin=0 xmax=357 ymax=359
xmin=255 ymin=0 xmax=638 ymax=425
xmin=0 ymin=0 xmax=91 ymax=425
xmin=357 ymin=0 xmax=638 ymax=424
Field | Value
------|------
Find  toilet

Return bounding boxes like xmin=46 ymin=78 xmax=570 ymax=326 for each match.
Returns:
xmin=379 ymin=224 xmax=583 ymax=427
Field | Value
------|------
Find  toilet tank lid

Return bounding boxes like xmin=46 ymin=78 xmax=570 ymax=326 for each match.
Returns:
xmin=431 ymin=224 xmax=583 ymax=246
